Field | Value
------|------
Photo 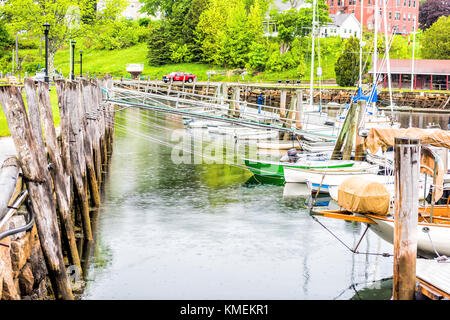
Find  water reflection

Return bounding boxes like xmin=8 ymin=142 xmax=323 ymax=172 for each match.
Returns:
xmin=81 ymin=108 xmax=447 ymax=300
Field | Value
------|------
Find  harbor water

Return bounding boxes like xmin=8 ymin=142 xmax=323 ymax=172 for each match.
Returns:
xmin=81 ymin=108 xmax=448 ymax=300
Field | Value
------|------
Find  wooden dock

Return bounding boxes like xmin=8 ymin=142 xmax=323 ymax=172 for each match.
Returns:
xmin=416 ymin=258 xmax=450 ymax=300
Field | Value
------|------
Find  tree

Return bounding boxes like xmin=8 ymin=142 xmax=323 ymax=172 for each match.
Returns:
xmin=2 ymin=0 xmax=126 ymax=77
xmin=421 ymin=15 xmax=450 ymax=59
xmin=419 ymin=0 xmax=450 ymax=30
xmin=147 ymin=20 xmax=173 ymax=65
xmin=335 ymin=36 xmax=369 ymax=87
xmin=271 ymin=0 xmax=331 ymax=54
xmin=0 ymin=21 xmax=13 ymax=71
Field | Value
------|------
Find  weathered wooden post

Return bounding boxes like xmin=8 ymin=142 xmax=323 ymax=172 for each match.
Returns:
xmin=295 ymin=90 xmax=303 ymax=130
xmin=342 ymin=103 xmax=360 ymax=160
xmin=354 ymin=100 xmax=367 ymax=161
xmin=66 ymin=81 xmax=93 ymax=241
xmin=35 ymin=80 xmax=82 ymax=271
xmin=393 ymin=137 xmax=420 ymax=300
xmin=279 ymin=89 xmax=287 ymax=120
xmin=0 ymin=86 xmax=74 ymax=299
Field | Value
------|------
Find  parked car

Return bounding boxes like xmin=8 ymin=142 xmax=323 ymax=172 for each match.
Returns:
xmin=33 ymin=68 xmax=64 ymax=83
xmin=162 ymin=72 xmax=196 ymax=83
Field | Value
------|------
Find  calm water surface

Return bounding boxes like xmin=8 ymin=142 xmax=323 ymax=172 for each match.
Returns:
xmin=82 ymin=109 xmax=448 ymax=300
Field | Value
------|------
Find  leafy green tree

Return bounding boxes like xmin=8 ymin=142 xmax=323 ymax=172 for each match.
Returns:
xmin=334 ymin=36 xmax=368 ymax=87
xmin=247 ymin=42 xmax=269 ymax=71
xmin=421 ymin=15 xmax=450 ymax=59
xmin=2 ymin=0 xmax=126 ymax=77
xmin=196 ymin=0 xmax=235 ymax=64
xmin=0 ymin=21 xmax=13 ymax=71
xmin=271 ymin=0 xmax=330 ymax=54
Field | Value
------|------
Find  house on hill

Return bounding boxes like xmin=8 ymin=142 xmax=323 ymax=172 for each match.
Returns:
xmin=319 ymin=13 xmax=361 ymax=38
xmin=369 ymin=59 xmax=450 ymax=91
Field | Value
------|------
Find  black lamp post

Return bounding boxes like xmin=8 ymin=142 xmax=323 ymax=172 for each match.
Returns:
xmin=43 ymin=23 xmax=50 ymax=83
xmin=71 ymin=40 xmax=76 ymax=80
xmin=79 ymin=50 xmax=83 ymax=78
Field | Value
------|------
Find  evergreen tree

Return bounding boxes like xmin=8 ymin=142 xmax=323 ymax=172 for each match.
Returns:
xmin=335 ymin=37 xmax=368 ymax=87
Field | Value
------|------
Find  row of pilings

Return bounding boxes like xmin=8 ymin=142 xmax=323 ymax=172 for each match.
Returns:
xmin=0 ymin=76 xmax=115 ymax=299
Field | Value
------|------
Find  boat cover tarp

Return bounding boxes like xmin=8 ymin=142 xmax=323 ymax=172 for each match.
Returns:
xmin=337 ymin=177 xmax=391 ymax=216
xmin=365 ymin=128 xmax=450 ymax=153
xmin=365 ymin=127 xmax=448 ymax=201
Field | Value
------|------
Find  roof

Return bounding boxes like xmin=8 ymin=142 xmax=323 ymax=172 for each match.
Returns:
xmin=329 ymin=13 xmax=358 ymax=27
xmin=369 ymin=59 xmax=450 ymax=76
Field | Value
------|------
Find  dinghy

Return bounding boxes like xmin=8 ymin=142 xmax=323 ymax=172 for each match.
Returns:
xmin=243 ymin=158 xmax=355 ymax=185
xmin=284 ymin=162 xmax=380 ymax=184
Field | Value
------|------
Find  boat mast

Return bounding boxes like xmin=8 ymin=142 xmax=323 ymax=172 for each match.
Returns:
xmin=372 ymin=0 xmax=379 ymax=109
xmin=410 ymin=17 xmax=416 ymax=91
xmin=359 ymin=0 xmax=364 ymax=88
xmin=310 ymin=0 xmax=317 ymax=109
xmin=382 ymin=0 xmax=394 ymax=110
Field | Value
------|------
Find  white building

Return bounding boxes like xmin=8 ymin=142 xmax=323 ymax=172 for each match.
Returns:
xmin=263 ymin=0 xmax=311 ymax=37
xmin=97 ymin=0 xmax=155 ymax=20
xmin=319 ymin=13 xmax=361 ymax=39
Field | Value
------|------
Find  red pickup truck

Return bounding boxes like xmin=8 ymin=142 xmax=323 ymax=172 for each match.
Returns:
xmin=162 ymin=72 xmax=196 ymax=83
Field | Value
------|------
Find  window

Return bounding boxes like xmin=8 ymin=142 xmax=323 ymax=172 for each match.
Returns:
xmin=389 ymin=11 xmax=392 ymax=19
xmin=388 ymin=23 xmax=391 ymax=31
xmin=395 ymin=12 xmax=400 ymax=20
xmin=403 ymin=13 xmax=406 ymax=21
xmin=403 ymin=25 xmax=406 ymax=32
xmin=403 ymin=0 xmax=406 ymax=6
xmin=396 ymin=0 xmax=400 ymax=6
xmin=413 ymin=0 xmax=416 ymax=6
xmin=408 ymin=13 xmax=411 ymax=21
xmin=338 ymin=0 xmax=341 ymax=5
xmin=408 ymin=0 xmax=411 ymax=6
xmin=331 ymin=0 xmax=334 ymax=5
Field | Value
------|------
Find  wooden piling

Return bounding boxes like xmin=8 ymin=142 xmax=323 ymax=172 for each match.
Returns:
xmin=393 ymin=137 xmax=420 ymax=300
xmin=66 ymin=81 xmax=93 ymax=241
xmin=354 ymin=101 xmax=367 ymax=161
xmin=35 ymin=80 xmax=82 ymax=271
xmin=0 ymin=85 xmax=74 ymax=300
xmin=295 ymin=90 xmax=303 ymax=130
xmin=80 ymin=80 xmax=101 ymax=208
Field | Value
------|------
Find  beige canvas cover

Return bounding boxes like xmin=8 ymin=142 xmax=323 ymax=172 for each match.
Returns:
xmin=365 ymin=128 xmax=448 ymax=202
xmin=365 ymin=128 xmax=450 ymax=154
xmin=338 ymin=177 xmax=391 ymax=216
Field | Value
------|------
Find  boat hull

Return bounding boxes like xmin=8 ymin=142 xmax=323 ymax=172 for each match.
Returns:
xmin=243 ymin=159 xmax=354 ymax=185
xmin=365 ymin=215 xmax=450 ymax=258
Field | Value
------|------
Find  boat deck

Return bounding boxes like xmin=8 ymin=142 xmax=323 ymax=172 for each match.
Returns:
xmin=416 ymin=258 xmax=450 ymax=300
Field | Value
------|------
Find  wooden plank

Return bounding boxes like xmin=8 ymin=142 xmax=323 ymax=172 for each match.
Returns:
xmin=416 ymin=258 xmax=450 ymax=299
xmin=0 ymin=85 xmax=73 ymax=299
xmin=310 ymin=210 xmax=376 ymax=224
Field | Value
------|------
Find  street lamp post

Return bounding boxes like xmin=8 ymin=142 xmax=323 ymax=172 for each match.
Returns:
xmin=43 ymin=23 xmax=50 ymax=83
xmin=71 ymin=40 xmax=76 ymax=80
xmin=80 ymin=50 xmax=83 ymax=78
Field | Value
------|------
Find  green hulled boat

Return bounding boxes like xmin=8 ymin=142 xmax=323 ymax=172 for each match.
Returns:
xmin=243 ymin=158 xmax=355 ymax=185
